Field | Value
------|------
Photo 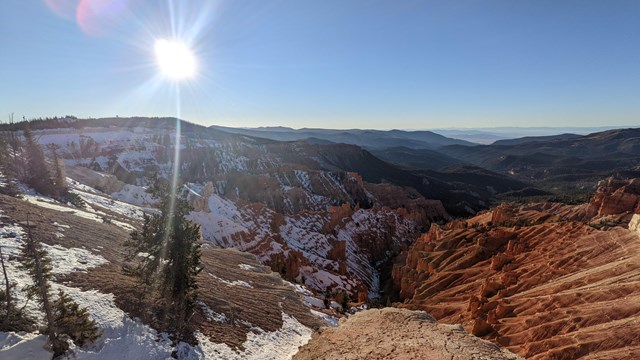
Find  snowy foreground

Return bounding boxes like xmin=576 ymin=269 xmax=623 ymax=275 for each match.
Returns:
xmin=0 ymin=200 xmax=315 ymax=359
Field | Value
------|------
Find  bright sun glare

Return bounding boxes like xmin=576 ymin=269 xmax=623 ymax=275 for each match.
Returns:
xmin=154 ymin=39 xmax=196 ymax=80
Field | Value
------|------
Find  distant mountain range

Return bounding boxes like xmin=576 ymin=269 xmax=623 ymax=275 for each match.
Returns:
xmin=210 ymin=125 xmax=474 ymax=149
xmin=432 ymin=126 xmax=634 ymax=144
xmin=5 ymin=117 xmax=639 ymax=213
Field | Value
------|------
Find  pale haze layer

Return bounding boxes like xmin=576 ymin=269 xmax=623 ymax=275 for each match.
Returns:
xmin=1 ymin=0 xmax=639 ymax=129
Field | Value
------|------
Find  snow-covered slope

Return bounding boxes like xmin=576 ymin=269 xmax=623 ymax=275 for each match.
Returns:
xmin=0 ymin=192 xmax=321 ymax=359
xmin=0 ymin=211 xmax=175 ymax=359
xmin=27 ymin=122 xmax=447 ymax=298
xmin=189 ymin=193 xmax=417 ymax=297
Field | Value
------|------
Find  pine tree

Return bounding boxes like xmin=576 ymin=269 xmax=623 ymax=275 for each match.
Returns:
xmin=161 ymin=200 xmax=202 ymax=336
xmin=48 ymin=144 xmax=67 ymax=197
xmin=1 ymin=129 xmax=27 ymax=189
xmin=18 ymin=220 xmax=68 ymax=357
xmin=123 ymin=176 xmax=202 ymax=340
xmin=0 ymin=133 xmax=6 ymax=175
xmin=52 ymin=290 xmax=100 ymax=347
xmin=18 ymin=219 xmax=99 ymax=357
xmin=23 ymin=127 xmax=54 ymax=196
xmin=0 ymin=246 xmax=33 ymax=331
xmin=0 ymin=246 xmax=12 ymax=322
xmin=123 ymin=212 xmax=165 ymax=309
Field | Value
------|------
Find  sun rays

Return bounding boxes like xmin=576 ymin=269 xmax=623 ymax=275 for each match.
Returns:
xmin=154 ymin=39 xmax=197 ymax=80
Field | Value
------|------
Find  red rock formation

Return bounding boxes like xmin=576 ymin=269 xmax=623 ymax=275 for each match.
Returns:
xmin=587 ymin=177 xmax=640 ymax=218
xmin=393 ymin=178 xmax=640 ymax=359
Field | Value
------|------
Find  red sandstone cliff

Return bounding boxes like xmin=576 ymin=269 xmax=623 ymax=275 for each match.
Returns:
xmin=393 ymin=177 xmax=640 ymax=359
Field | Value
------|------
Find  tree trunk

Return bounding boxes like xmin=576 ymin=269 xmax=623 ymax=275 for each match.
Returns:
xmin=0 ymin=246 xmax=11 ymax=324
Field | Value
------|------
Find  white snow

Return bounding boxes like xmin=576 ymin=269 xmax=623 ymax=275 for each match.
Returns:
xmin=0 ymin=217 xmax=173 ymax=360
xmin=238 ymin=264 xmax=257 ymax=271
xmin=188 ymin=194 xmax=251 ymax=247
xmin=197 ymin=301 xmax=229 ymax=324
xmin=303 ymin=296 xmax=325 ymax=309
xmin=44 ymin=243 xmax=108 ymax=275
xmin=284 ymin=281 xmax=340 ymax=328
xmin=188 ymin=191 xmax=415 ymax=296
xmin=209 ymin=273 xmax=254 ymax=289
xmin=71 ymin=188 xmax=144 ymax=220
xmin=20 ymin=194 xmax=136 ymax=231
xmin=178 ymin=312 xmax=312 ymax=360
xmin=293 ymin=170 xmax=311 ymax=192
xmin=309 ymin=310 xmax=339 ymax=328
xmin=286 ymin=282 xmax=313 ymax=297
xmin=110 ymin=184 xmax=156 ymax=207
xmin=56 ymin=285 xmax=174 ymax=360
xmin=0 ymin=332 xmax=51 ymax=360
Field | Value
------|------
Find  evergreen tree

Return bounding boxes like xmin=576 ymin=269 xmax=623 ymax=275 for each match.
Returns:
xmin=161 ymin=199 xmax=202 ymax=336
xmin=123 ymin=212 xmax=165 ymax=309
xmin=23 ymin=127 xmax=54 ymax=195
xmin=0 ymin=246 xmax=12 ymax=323
xmin=18 ymin=221 xmax=68 ymax=357
xmin=1 ymin=130 xmax=27 ymax=188
xmin=0 ymin=133 xmax=6 ymax=173
xmin=18 ymin=220 xmax=99 ymax=357
xmin=48 ymin=144 xmax=67 ymax=197
xmin=52 ymin=290 xmax=100 ymax=347
xmin=123 ymin=176 xmax=202 ymax=340
xmin=0 ymin=245 xmax=34 ymax=331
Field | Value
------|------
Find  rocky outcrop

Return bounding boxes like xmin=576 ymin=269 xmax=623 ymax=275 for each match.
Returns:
xmin=66 ymin=165 xmax=125 ymax=193
xmin=393 ymin=179 xmax=640 ymax=359
xmin=587 ymin=177 xmax=640 ymax=218
xmin=293 ymin=307 xmax=522 ymax=360
xmin=629 ymin=213 xmax=640 ymax=233
xmin=188 ymin=181 xmax=215 ymax=212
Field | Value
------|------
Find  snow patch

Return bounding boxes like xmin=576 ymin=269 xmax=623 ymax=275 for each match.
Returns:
xmin=197 ymin=301 xmax=229 ymax=324
xmin=56 ymin=285 xmax=174 ymax=360
xmin=238 ymin=264 xmax=257 ymax=271
xmin=111 ymin=184 xmax=156 ymax=207
xmin=209 ymin=273 xmax=254 ymax=288
xmin=310 ymin=310 xmax=339 ymax=328
xmin=0 ymin=332 xmax=50 ymax=360
xmin=178 ymin=312 xmax=312 ymax=360
xmin=20 ymin=194 xmax=135 ymax=231
xmin=44 ymin=243 xmax=108 ymax=274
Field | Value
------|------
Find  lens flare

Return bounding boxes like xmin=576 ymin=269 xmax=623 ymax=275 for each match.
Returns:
xmin=154 ymin=39 xmax=197 ymax=80
xmin=76 ymin=0 xmax=131 ymax=36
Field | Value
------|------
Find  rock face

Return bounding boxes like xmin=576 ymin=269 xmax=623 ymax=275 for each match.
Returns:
xmin=393 ymin=178 xmax=640 ymax=359
xmin=187 ymin=191 xmax=430 ymax=297
xmin=293 ymin=307 xmax=522 ymax=360
xmin=629 ymin=213 xmax=640 ymax=233
xmin=65 ymin=165 xmax=125 ymax=193
xmin=587 ymin=177 xmax=640 ymax=218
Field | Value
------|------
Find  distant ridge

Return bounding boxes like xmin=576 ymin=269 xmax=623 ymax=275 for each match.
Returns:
xmin=492 ymin=133 xmax=582 ymax=146
xmin=209 ymin=125 xmax=475 ymax=149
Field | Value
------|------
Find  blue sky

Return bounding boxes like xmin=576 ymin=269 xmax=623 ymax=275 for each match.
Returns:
xmin=1 ymin=0 xmax=639 ymax=129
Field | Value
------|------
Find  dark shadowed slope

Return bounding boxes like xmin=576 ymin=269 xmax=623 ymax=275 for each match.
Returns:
xmin=369 ymin=146 xmax=466 ymax=171
xmin=438 ymin=128 xmax=640 ymax=195
xmin=492 ymin=133 xmax=582 ymax=146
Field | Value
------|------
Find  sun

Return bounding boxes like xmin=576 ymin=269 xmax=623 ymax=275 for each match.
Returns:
xmin=154 ymin=39 xmax=197 ymax=80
